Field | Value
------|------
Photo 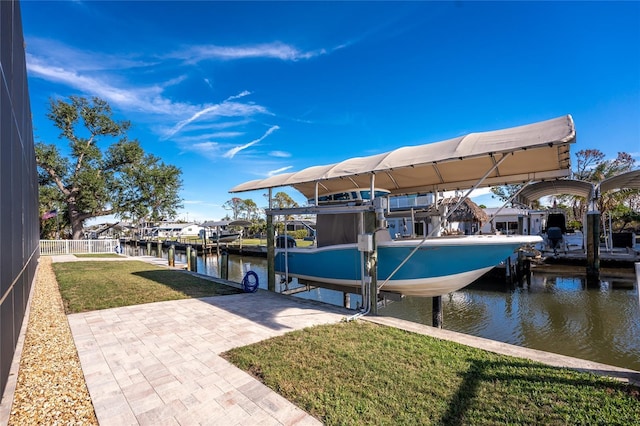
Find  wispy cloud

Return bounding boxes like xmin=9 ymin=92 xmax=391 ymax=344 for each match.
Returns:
xmin=223 ymin=125 xmax=280 ymax=159
xmin=268 ymin=166 xmax=293 ymax=176
xmin=27 ymin=53 xmax=194 ymax=116
xmin=269 ymin=151 xmax=291 ymax=158
xmin=164 ymin=92 xmax=269 ymax=139
xmin=171 ymin=42 xmax=327 ymax=64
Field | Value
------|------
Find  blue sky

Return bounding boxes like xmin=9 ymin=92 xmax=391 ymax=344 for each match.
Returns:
xmin=22 ymin=1 xmax=640 ymax=222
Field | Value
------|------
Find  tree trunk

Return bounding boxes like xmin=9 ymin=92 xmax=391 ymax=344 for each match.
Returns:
xmin=68 ymin=200 xmax=85 ymax=240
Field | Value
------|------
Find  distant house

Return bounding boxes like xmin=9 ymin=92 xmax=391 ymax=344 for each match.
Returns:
xmin=481 ymin=208 xmax=545 ymax=235
xmin=285 ymin=220 xmax=316 ymax=239
xmin=85 ymin=222 xmax=128 ymax=239
xmin=152 ymin=222 xmax=204 ymax=238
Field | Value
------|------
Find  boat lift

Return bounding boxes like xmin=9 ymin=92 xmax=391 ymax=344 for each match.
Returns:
xmin=231 ymin=115 xmax=577 ymax=320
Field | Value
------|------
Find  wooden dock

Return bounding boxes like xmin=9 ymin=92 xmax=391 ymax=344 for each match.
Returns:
xmin=122 ymin=239 xmax=268 ymax=257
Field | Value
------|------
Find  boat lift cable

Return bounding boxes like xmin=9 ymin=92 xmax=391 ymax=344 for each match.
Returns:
xmin=378 ymin=153 xmax=510 ymax=291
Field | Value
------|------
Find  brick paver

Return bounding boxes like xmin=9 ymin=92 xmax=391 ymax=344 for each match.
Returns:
xmin=68 ymin=292 xmax=350 ymax=425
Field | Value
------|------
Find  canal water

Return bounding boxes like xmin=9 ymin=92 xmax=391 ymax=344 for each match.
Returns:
xmin=126 ymin=246 xmax=640 ymax=371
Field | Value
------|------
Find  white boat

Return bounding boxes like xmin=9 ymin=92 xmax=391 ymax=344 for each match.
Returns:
xmin=209 ymin=231 xmax=241 ymax=243
xmin=230 ymin=115 xmax=576 ymax=297
xmin=277 ymin=234 xmax=541 ymax=297
xmin=275 ymin=189 xmax=541 ymax=296
xmin=200 ymin=219 xmax=250 ymax=243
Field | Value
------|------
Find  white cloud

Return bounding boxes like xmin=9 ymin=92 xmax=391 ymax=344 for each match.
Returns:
xmin=223 ymin=125 xmax=280 ymax=159
xmin=27 ymin=53 xmax=193 ymax=116
xmin=268 ymin=166 xmax=293 ymax=176
xmin=191 ymin=142 xmax=219 ymax=153
xmin=173 ymin=42 xmax=327 ymax=63
xmin=164 ymin=93 xmax=270 ymax=139
xmin=269 ymin=151 xmax=291 ymax=158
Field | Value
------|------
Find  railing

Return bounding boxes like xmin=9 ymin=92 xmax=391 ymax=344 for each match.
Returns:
xmin=39 ymin=239 xmax=119 ymax=255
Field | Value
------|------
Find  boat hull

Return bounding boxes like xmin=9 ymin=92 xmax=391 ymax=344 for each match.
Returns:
xmin=210 ymin=232 xmax=241 ymax=243
xmin=275 ymin=235 xmax=542 ymax=297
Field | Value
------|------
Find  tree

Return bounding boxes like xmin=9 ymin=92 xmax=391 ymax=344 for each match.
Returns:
xmin=223 ymin=197 xmax=245 ymax=220
xmin=242 ymin=199 xmax=261 ymax=220
xmin=569 ymin=150 xmax=636 ymax=222
xmin=36 ymin=96 xmax=183 ymax=239
xmin=489 ymin=184 xmax=524 ymax=206
xmin=271 ymin=191 xmax=298 ymax=210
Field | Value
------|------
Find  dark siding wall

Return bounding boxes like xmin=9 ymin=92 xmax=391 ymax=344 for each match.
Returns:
xmin=0 ymin=0 xmax=39 ymax=397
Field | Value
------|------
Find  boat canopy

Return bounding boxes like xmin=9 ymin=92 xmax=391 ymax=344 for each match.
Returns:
xmin=516 ymin=179 xmax=594 ymax=207
xmin=230 ymin=115 xmax=576 ymax=199
xmin=515 ymin=169 xmax=640 ymax=207
xmin=599 ymin=170 xmax=640 ymax=194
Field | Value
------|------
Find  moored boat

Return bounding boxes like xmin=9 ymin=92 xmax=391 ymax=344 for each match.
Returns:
xmin=275 ymin=234 xmax=541 ymax=296
xmin=230 ymin=115 xmax=576 ymax=298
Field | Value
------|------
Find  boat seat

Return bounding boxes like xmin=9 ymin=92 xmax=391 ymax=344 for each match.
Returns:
xmin=375 ymin=229 xmax=392 ymax=242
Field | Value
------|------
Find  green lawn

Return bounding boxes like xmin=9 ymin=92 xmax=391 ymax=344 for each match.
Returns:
xmin=53 ymin=261 xmax=243 ymax=313
xmin=224 ymin=321 xmax=640 ymax=425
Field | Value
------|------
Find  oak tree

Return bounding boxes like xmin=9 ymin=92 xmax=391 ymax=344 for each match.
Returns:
xmin=36 ymin=96 xmax=183 ymax=239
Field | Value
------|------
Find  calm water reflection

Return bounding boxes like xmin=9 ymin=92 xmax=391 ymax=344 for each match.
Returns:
xmin=128 ymin=246 xmax=640 ymax=371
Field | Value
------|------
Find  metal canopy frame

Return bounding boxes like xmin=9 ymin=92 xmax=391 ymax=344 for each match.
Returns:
xmin=230 ymin=115 xmax=576 ymax=199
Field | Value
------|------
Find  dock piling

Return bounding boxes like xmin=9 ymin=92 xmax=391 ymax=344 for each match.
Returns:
xmin=432 ymin=296 xmax=442 ymax=328
xmin=168 ymin=245 xmax=175 ymax=267
xmin=220 ymin=246 xmax=229 ymax=280
xmin=190 ymin=249 xmax=197 ymax=273
xmin=586 ymin=211 xmax=600 ymax=278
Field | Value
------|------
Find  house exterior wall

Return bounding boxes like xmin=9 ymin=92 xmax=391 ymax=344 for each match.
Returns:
xmin=0 ymin=0 xmax=40 ymax=397
xmin=481 ymin=208 xmax=545 ymax=235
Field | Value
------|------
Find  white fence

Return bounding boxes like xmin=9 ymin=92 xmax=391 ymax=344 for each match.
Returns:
xmin=39 ymin=239 xmax=119 ymax=255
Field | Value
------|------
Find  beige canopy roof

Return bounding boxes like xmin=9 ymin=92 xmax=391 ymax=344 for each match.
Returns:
xmin=515 ymin=170 xmax=640 ymax=206
xmin=230 ymin=115 xmax=576 ymax=199
xmin=516 ymin=179 xmax=594 ymax=207
xmin=599 ymin=170 xmax=640 ymax=194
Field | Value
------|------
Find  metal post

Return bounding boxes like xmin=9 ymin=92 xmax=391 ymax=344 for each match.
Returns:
xmin=267 ymin=188 xmax=276 ymax=292
xmin=168 ymin=244 xmax=175 ymax=267
xmin=365 ymin=210 xmax=378 ymax=315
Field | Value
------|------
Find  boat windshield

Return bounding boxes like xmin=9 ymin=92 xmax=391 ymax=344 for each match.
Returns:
xmin=307 ymin=189 xmax=390 ymax=205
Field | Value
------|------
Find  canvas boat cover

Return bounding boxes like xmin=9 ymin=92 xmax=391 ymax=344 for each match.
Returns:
xmin=599 ymin=170 xmax=640 ymax=194
xmin=515 ymin=169 xmax=640 ymax=206
xmin=516 ymin=179 xmax=594 ymax=206
xmin=230 ymin=115 xmax=576 ymax=199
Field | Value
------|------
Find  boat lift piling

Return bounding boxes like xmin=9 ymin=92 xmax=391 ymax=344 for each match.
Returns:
xmin=586 ymin=210 xmax=601 ymax=281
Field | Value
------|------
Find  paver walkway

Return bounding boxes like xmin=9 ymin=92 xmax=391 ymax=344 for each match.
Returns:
xmin=68 ymin=292 xmax=350 ymax=425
